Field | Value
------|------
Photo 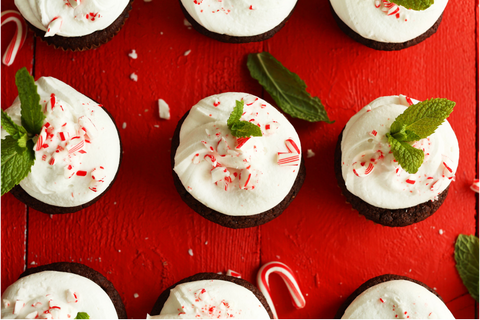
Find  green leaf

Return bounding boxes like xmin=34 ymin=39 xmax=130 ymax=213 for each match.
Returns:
xmin=15 ymin=67 xmax=45 ymax=135
xmin=227 ymin=100 xmax=244 ymax=128
xmin=387 ymin=133 xmax=424 ymax=174
xmin=390 ymin=98 xmax=455 ymax=142
xmin=227 ymin=100 xmax=263 ymax=138
xmin=1 ymin=136 xmax=35 ymax=196
xmin=74 ymin=312 xmax=90 ymax=319
xmin=247 ymin=52 xmax=333 ymax=123
xmin=455 ymin=235 xmax=479 ymax=302
xmin=389 ymin=0 xmax=434 ymax=10
xmin=230 ymin=121 xmax=263 ymax=138
xmin=1 ymin=109 xmax=27 ymax=137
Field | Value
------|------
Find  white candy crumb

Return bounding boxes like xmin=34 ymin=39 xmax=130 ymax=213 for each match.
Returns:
xmin=154 ymin=125 xmax=159 ymax=128
xmin=409 ymin=269 xmax=412 ymax=272
xmin=276 ymin=255 xmax=280 ymax=259
xmin=307 ymin=149 xmax=315 ymax=158
xmin=114 ymin=202 xmax=117 ymax=205
xmin=306 ymin=293 xmax=308 ymax=296
xmin=184 ymin=19 xmax=191 ymax=27
xmin=158 ymin=99 xmax=170 ymax=120
xmin=122 ymin=122 xmax=127 ymax=129
xmin=184 ymin=50 xmax=191 ymax=56
xmin=130 ymin=73 xmax=138 ymax=82
xmin=128 ymin=50 xmax=138 ymax=59
xmin=205 ymin=241 xmax=208 ymax=245
xmin=49 ymin=214 xmax=53 ymax=219
xmin=433 ymin=287 xmax=437 ymax=291
xmin=30 ymin=261 xmax=36 ymax=265
xmin=439 ymin=229 xmax=444 ymax=235
xmin=188 ymin=249 xmax=194 ymax=256
xmin=133 ymin=293 xmax=139 ymax=298
xmin=118 ymin=250 xmax=121 ymax=252
xmin=160 ymin=32 xmax=164 ymax=35
xmin=217 ymin=272 xmax=223 ymax=275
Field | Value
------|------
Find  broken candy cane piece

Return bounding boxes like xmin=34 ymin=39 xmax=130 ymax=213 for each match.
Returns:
xmin=13 ymin=300 xmax=25 ymax=315
xmin=277 ymin=139 xmax=301 ymax=166
xmin=158 ymin=99 xmax=170 ymax=120
xmin=239 ymin=169 xmax=254 ymax=190
xmin=264 ymin=121 xmax=279 ymax=135
xmin=64 ymin=165 xmax=75 ymax=179
xmin=257 ymin=261 xmax=305 ymax=319
xmin=216 ymin=137 xmax=230 ymax=156
xmin=352 ymin=161 xmax=375 ymax=177
xmin=399 ymin=94 xmax=414 ymax=106
xmin=1 ymin=10 xmax=27 ymax=66
xmin=211 ymin=166 xmax=230 ymax=184
xmin=45 ymin=17 xmax=63 ymax=37
xmin=91 ymin=166 xmax=106 ymax=181
xmin=226 ymin=269 xmax=241 ymax=278
xmin=235 ymin=137 xmax=250 ymax=149
xmin=78 ymin=116 xmax=98 ymax=140
xmin=65 ymin=289 xmax=79 ymax=303
xmin=67 ymin=137 xmax=85 ymax=154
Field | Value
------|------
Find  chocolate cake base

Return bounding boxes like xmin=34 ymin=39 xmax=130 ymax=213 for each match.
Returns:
xmin=150 ymin=272 xmax=274 ymax=318
xmin=9 ymin=105 xmax=123 ymax=215
xmin=26 ymin=1 xmax=134 ymax=51
xmin=329 ymin=1 xmax=444 ymax=51
xmin=334 ymin=129 xmax=450 ymax=227
xmin=335 ymin=274 xmax=444 ymax=319
xmin=171 ymin=111 xmax=306 ymax=229
xmin=20 ymin=262 xmax=127 ymax=319
xmin=179 ymin=0 xmax=297 ymax=43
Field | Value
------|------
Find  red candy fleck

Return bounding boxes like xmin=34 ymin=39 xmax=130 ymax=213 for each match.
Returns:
xmin=406 ymin=179 xmax=415 ymax=184
xmin=76 ymin=171 xmax=87 ymax=176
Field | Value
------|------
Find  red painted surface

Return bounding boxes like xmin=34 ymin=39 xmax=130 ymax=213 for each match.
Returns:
xmin=1 ymin=0 xmax=478 ymax=319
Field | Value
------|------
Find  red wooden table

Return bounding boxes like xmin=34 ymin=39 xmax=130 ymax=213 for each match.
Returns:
xmin=1 ymin=0 xmax=478 ymax=318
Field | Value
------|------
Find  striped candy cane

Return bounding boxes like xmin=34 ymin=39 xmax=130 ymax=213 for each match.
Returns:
xmin=1 ymin=10 xmax=27 ymax=66
xmin=257 ymin=261 xmax=306 ymax=319
xmin=471 ymin=179 xmax=479 ymax=193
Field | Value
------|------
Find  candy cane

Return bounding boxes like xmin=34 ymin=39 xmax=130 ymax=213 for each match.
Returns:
xmin=257 ymin=261 xmax=306 ymax=319
xmin=1 ymin=11 xmax=27 ymax=66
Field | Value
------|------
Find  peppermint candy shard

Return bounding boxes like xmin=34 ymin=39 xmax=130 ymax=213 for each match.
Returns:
xmin=226 ymin=269 xmax=242 ymax=278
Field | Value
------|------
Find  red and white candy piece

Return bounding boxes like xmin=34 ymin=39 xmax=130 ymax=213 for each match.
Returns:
xmin=470 ymin=179 xmax=479 ymax=193
xmin=399 ymin=94 xmax=414 ymax=106
xmin=235 ymin=137 xmax=250 ymax=150
xmin=226 ymin=269 xmax=242 ymax=278
xmin=352 ymin=161 xmax=375 ymax=177
xmin=216 ymin=137 xmax=230 ymax=156
xmin=1 ymin=10 xmax=27 ymax=66
xmin=257 ymin=261 xmax=306 ymax=319
xmin=67 ymin=136 xmax=85 ymax=154
xmin=13 ymin=300 xmax=25 ymax=315
xmin=35 ymin=127 xmax=48 ymax=151
xmin=239 ymin=168 xmax=253 ymax=190
xmin=3 ymin=299 xmax=10 ymax=308
xmin=78 ymin=116 xmax=98 ymax=140
xmin=66 ymin=289 xmax=79 ymax=303
xmin=45 ymin=17 xmax=63 ymax=37
xmin=91 ymin=166 xmax=106 ymax=182
xmin=277 ymin=139 xmax=301 ymax=166
xmin=64 ymin=164 xmax=75 ymax=179
xmin=442 ymin=156 xmax=455 ymax=180
xmin=264 ymin=121 xmax=279 ymax=135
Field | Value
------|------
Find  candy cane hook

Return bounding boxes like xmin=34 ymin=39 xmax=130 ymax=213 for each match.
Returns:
xmin=257 ymin=261 xmax=306 ymax=319
xmin=1 ymin=10 xmax=27 ymax=66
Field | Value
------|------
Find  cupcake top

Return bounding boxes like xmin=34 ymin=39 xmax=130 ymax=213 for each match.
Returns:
xmin=1 ymin=77 xmax=121 ymax=208
xmin=180 ymin=0 xmax=297 ymax=37
xmin=173 ymin=92 xmax=302 ymax=216
xmin=341 ymin=279 xmax=454 ymax=319
xmin=14 ymin=0 xmax=130 ymax=37
xmin=1 ymin=271 xmax=118 ymax=319
xmin=148 ymin=279 xmax=270 ymax=319
xmin=330 ymin=0 xmax=448 ymax=43
xmin=341 ymin=95 xmax=459 ymax=210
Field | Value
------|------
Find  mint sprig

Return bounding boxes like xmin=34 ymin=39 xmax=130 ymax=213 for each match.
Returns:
xmin=74 ymin=312 xmax=90 ymax=319
xmin=386 ymin=98 xmax=455 ymax=174
xmin=1 ymin=67 xmax=44 ymax=196
xmin=389 ymin=0 xmax=434 ymax=11
xmin=227 ymin=100 xmax=262 ymax=138
xmin=455 ymin=235 xmax=479 ymax=302
xmin=247 ymin=52 xmax=333 ymax=123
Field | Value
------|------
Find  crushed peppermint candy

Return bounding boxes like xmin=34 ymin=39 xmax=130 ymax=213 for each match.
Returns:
xmin=133 ymin=293 xmax=139 ymax=298
xmin=128 ymin=49 xmax=138 ymax=59
xmin=471 ymin=179 xmax=479 ymax=193
xmin=226 ymin=269 xmax=242 ymax=278
xmin=130 ymin=73 xmax=138 ymax=82
xmin=306 ymin=149 xmax=315 ymax=158
xmin=188 ymin=249 xmax=194 ymax=256
xmin=158 ymin=99 xmax=170 ymax=120
xmin=184 ymin=49 xmax=192 ymax=56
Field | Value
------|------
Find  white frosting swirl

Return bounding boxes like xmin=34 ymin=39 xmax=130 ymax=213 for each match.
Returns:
xmin=341 ymin=95 xmax=459 ymax=209
xmin=14 ymin=0 xmax=129 ymax=37
xmin=180 ymin=0 xmax=297 ymax=37
xmin=1 ymin=77 xmax=121 ymax=208
xmin=147 ymin=279 xmax=270 ymax=319
xmin=173 ymin=92 xmax=301 ymax=216
xmin=330 ymin=0 xmax=448 ymax=43
xmin=1 ymin=271 xmax=118 ymax=319
xmin=341 ymin=280 xmax=454 ymax=319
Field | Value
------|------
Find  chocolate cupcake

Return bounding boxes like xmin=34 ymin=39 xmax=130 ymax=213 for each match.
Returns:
xmin=172 ymin=93 xmax=305 ymax=229
xmin=1 ymin=262 xmax=127 ymax=319
xmin=329 ymin=0 xmax=448 ymax=51
xmin=335 ymin=274 xmax=454 ymax=319
xmin=179 ymin=0 xmax=297 ymax=43
xmin=334 ymin=95 xmax=458 ymax=227
xmin=2 ymin=76 xmax=122 ymax=214
xmin=148 ymin=273 xmax=273 ymax=319
xmin=15 ymin=0 xmax=133 ymax=51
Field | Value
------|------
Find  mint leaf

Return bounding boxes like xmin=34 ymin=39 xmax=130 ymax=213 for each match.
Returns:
xmin=387 ymin=133 xmax=424 ymax=174
xmin=390 ymin=0 xmax=434 ymax=10
xmin=74 ymin=312 xmax=90 ymax=319
xmin=1 ymin=136 xmax=35 ymax=196
xmin=390 ymin=98 xmax=455 ymax=142
xmin=1 ymin=109 xmax=27 ymax=137
xmin=228 ymin=100 xmax=244 ymax=128
xmin=15 ymin=67 xmax=45 ymax=135
xmin=455 ymin=235 xmax=479 ymax=302
xmin=247 ymin=52 xmax=333 ymax=123
xmin=227 ymin=100 xmax=263 ymax=138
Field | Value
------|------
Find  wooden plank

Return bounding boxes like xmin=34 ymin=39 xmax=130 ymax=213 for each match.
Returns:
xmin=1 ymin=0 xmax=34 ymax=294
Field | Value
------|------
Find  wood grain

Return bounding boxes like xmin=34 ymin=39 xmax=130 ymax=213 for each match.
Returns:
xmin=1 ymin=0 xmax=478 ymax=318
